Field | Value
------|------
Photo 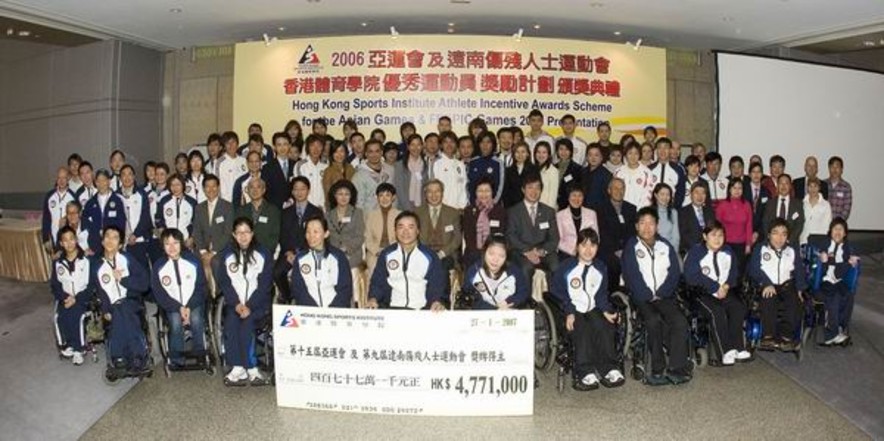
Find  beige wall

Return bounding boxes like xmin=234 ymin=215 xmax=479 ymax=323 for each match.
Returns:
xmin=666 ymin=49 xmax=715 ymax=149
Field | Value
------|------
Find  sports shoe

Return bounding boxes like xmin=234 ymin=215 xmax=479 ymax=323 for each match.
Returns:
xmin=833 ymin=333 xmax=849 ymax=345
xmin=60 ymin=347 xmax=74 ymax=358
xmin=646 ymin=372 xmax=669 ymax=386
xmin=247 ymin=367 xmax=265 ymax=383
xmin=759 ymin=337 xmax=778 ymax=351
xmin=225 ymin=366 xmax=247 ymax=383
xmin=602 ymin=369 xmax=625 ymax=388
xmin=823 ymin=335 xmax=840 ymax=346
xmin=779 ymin=339 xmax=798 ymax=352
xmin=722 ymin=350 xmax=737 ymax=366
xmin=667 ymin=369 xmax=692 ymax=385
xmin=735 ymin=350 xmax=752 ymax=362
xmin=581 ymin=373 xmax=600 ymax=386
xmin=72 ymin=352 xmax=84 ymax=365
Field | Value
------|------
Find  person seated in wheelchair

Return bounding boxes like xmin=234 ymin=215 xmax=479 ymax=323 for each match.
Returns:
xmin=213 ymin=217 xmax=274 ymax=385
xmin=289 ymin=215 xmax=353 ymax=308
xmin=92 ymin=225 xmax=150 ymax=374
xmin=684 ymin=220 xmax=751 ymax=366
xmin=459 ymin=234 xmax=529 ymax=310
xmin=748 ymin=219 xmax=807 ymax=352
xmin=817 ymin=217 xmax=860 ymax=346
xmin=366 ymin=211 xmax=448 ymax=311
xmin=551 ymin=228 xmax=625 ymax=391
xmin=150 ymin=228 xmax=209 ymax=368
xmin=622 ymin=207 xmax=690 ymax=386
xmin=51 ymin=226 xmax=95 ymax=366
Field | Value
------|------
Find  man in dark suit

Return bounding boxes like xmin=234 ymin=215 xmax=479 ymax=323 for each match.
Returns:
xmin=678 ymin=182 xmax=716 ymax=255
xmin=762 ymin=174 xmax=804 ymax=245
xmin=506 ymin=173 xmax=559 ymax=285
xmin=594 ymin=177 xmax=637 ymax=287
xmin=192 ymin=174 xmax=234 ymax=291
xmin=261 ymin=132 xmax=296 ymax=209
xmin=793 ymin=156 xmax=829 ymax=200
xmin=415 ymin=179 xmax=462 ymax=272
xmin=274 ymin=176 xmax=324 ymax=302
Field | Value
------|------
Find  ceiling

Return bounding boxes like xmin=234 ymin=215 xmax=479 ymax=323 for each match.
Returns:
xmin=1 ymin=0 xmax=884 ymax=53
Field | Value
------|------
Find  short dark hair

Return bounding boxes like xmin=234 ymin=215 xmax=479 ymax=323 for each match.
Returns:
xmin=828 ymin=156 xmax=843 ymax=168
xmin=636 ymin=206 xmax=659 ymax=224
xmin=221 ymin=131 xmax=239 ymax=145
xmin=704 ymin=151 xmax=722 ymax=164
xmin=654 ymin=137 xmax=672 ymax=148
xmin=685 ymin=155 xmax=702 ymax=168
xmin=768 ymin=218 xmax=790 ymax=235
xmin=394 ymin=210 xmax=420 ymax=230
xmin=291 ymin=176 xmax=311 ymax=190
xmin=312 ymin=118 xmax=328 ymax=128
xmin=206 ymin=133 xmax=222 ymax=145
xmin=203 ymin=173 xmax=220 ymax=187
xmin=528 ymin=109 xmax=543 ymax=119
xmin=248 ymin=133 xmax=264 ymax=145
xmin=597 ymin=121 xmax=611 ymax=131
xmin=328 ymin=179 xmax=358 ymax=209
xmin=272 ymin=132 xmax=291 ymax=145
xmin=770 ymin=155 xmax=785 ymax=167
xmin=560 ymin=114 xmax=575 ymax=124
xmin=521 ymin=172 xmax=543 ymax=189
xmin=728 ymin=155 xmax=744 ymax=167
xmin=376 ymin=182 xmax=396 ymax=196
xmin=161 ymin=227 xmax=185 ymax=244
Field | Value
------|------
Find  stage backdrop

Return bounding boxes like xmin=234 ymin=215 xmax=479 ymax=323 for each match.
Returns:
xmin=234 ymin=35 xmax=666 ymax=140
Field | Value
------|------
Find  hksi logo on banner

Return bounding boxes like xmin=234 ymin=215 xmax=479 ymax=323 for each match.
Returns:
xmin=297 ymin=44 xmax=322 ymax=74
xmin=280 ymin=309 xmax=300 ymax=328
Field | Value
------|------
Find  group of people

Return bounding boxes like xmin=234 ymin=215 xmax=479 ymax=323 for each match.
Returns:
xmin=44 ymin=110 xmax=860 ymax=390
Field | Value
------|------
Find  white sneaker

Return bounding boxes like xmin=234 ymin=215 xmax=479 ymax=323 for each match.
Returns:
xmin=225 ymin=366 xmax=247 ymax=383
xmin=735 ymin=350 xmax=752 ymax=361
xmin=581 ymin=373 xmax=599 ymax=386
xmin=833 ymin=333 xmax=849 ymax=344
xmin=605 ymin=369 xmax=625 ymax=383
xmin=71 ymin=352 xmax=84 ymax=365
xmin=247 ymin=367 xmax=265 ymax=382
xmin=722 ymin=349 xmax=737 ymax=366
xmin=824 ymin=335 xmax=840 ymax=345
xmin=60 ymin=347 xmax=74 ymax=358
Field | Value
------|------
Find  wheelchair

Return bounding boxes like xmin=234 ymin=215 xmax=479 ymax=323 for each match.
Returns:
xmin=213 ymin=293 xmax=275 ymax=387
xmin=550 ymin=291 xmax=630 ymax=394
xmin=52 ymin=297 xmax=103 ymax=364
xmin=744 ymin=282 xmax=811 ymax=361
xmin=101 ymin=298 xmax=155 ymax=385
xmin=155 ymin=301 xmax=217 ymax=378
xmin=681 ymin=281 xmax=753 ymax=368
xmin=623 ymin=290 xmax=697 ymax=384
xmin=802 ymin=243 xmax=861 ymax=348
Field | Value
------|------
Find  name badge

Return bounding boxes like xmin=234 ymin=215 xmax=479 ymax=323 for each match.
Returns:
xmin=791 ymin=212 xmax=799 ymax=220
xmin=761 ymin=197 xmax=768 ymax=204
xmin=259 ymin=216 xmax=269 ymax=223
xmin=539 ymin=222 xmax=550 ymax=230
xmin=444 ymin=225 xmax=454 ymax=233
xmin=108 ymin=211 xmax=117 ymax=218
xmin=836 ymin=192 xmax=844 ymax=198
xmin=618 ymin=214 xmax=625 ymax=223
xmin=341 ymin=217 xmax=352 ymax=223
xmin=489 ymin=220 xmax=500 ymax=227
xmin=563 ymin=174 xmax=573 ymax=183
xmin=215 ymin=216 xmax=225 ymax=224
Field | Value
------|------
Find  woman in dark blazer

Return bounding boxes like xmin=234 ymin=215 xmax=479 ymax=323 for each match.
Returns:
xmin=503 ymin=142 xmax=538 ymax=208
xmin=462 ymin=178 xmax=507 ymax=269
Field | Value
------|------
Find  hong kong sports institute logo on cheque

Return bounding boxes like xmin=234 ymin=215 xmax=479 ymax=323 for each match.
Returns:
xmin=297 ymin=44 xmax=322 ymax=74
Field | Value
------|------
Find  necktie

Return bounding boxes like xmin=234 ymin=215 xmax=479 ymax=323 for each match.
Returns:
xmin=779 ymin=198 xmax=786 ymax=219
xmin=754 ymin=187 xmax=759 ymax=204
xmin=660 ymin=163 xmax=667 ymax=184
xmin=431 ymin=207 xmax=439 ymax=229
xmin=208 ymin=202 xmax=215 ymax=226
xmin=529 ymin=204 xmax=537 ymax=226
xmin=712 ymin=251 xmax=720 ymax=280
xmin=696 ymin=207 xmax=705 ymax=228
xmin=282 ymin=161 xmax=288 ymax=180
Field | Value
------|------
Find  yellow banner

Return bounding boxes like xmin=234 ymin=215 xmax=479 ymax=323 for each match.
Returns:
xmin=234 ymin=35 xmax=666 ymax=140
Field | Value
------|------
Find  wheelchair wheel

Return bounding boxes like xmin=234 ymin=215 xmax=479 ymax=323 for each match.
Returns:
xmin=534 ymin=301 xmax=557 ymax=371
xmin=695 ymin=347 xmax=708 ymax=368
xmin=631 ymin=364 xmax=645 ymax=382
xmin=213 ymin=297 xmax=226 ymax=375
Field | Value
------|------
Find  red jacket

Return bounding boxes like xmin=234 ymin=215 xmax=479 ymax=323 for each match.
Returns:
xmin=715 ymin=198 xmax=753 ymax=246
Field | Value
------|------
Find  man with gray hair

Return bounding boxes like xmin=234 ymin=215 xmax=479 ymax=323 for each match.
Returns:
xmin=596 ymin=177 xmax=638 ymax=287
xmin=235 ymin=177 xmax=280 ymax=253
xmin=415 ymin=179 xmax=462 ymax=272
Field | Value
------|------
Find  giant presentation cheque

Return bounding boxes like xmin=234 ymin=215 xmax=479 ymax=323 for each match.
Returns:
xmin=273 ymin=306 xmax=534 ymax=416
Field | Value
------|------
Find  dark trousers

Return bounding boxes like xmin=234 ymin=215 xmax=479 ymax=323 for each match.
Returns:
xmin=107 ymin=299 xmax=148 ymax=369
xmin=726 ymin=242 xmax=747 ymax=288
xmin=571 ymin=309 xmax=619 ymax=378
xmin=273 ymin=257 xmax=292 ymax=303
xmin=126 ymin=242 xmax=151 ymax=271
xmin=513 ymin=252 xmax=559 ymax=288
xmin=759 ymin=283 xmax=799 ymax=341
xmin=696 ymin=294 xmax=746 ymax=358
xmin=224 ymin=308 xmax=262 ymax=368
xmin=55 ymin=301 xmax=87 ymax=351
xmin=635 ymin=298 xmax=689 ymax=374
xmin=165 ymin=305 xmax=206 ymax=364
xmin=821 ymin=281 xmax=853 ymax=340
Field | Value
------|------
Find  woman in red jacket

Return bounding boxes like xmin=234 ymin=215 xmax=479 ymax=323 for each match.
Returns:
xmin=715 ymin=178 xmax=754 ymax=281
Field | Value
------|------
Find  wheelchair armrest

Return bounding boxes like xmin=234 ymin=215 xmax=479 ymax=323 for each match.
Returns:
xmin=609 ymin=291 xmax=630 ymax=311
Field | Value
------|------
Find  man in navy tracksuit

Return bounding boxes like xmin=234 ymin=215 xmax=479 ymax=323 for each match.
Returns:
xmin=622 ymin=207 xmax=689 ymax=385
xmin=151 ymin=228 xmax=209 ymax=367
xmin=92 ymin=226 xmax=150 ymax=374
xmin=367 ymin=211 xmax=448 ymax=310
xmin=83 ymin=169 xmax=127 ymax=254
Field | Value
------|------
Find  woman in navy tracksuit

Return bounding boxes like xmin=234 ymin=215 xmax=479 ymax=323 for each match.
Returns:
xmin=552 ymin=228 xmax=624 ymax=391
xmin=817 ymin=218 xmax=860 ymax=346
xmin=83 ymin=169 xmax=127 ymax=254
xmin=155 ymin=174 xmax=199 ymax=247
xmin=151 ymin=228 xmax=209 ymax=367
xmin=51 ymin=226 xmax=94 ymax=365
xmin=684 ymin=220 xmax=751 ymax=366
xmin=92 ymin=225 xmax=150 ymax=373
xmin=467 ymin=131 xmax=505 ymax=205
xmin=460 ymin=234 xmax=529 ymax=310
xmin=290 ymin=216 xmax=353 ymax=308
xmin=213 ymin=217 xmax=274 ymax=385
xmin=117 ymin=164 xmax=153 ymax=269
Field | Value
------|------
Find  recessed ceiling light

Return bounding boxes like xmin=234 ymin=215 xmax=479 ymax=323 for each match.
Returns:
xmin=18 ymin=30 xmax=30 ymax=37
xmin=879 ymin=39 xmax=884 ymax=45
xmin=360 ymin=22 xmax=368 ymax=27
xmin=863 ymin=40 xmax=876 ymax=46
xmin=613 ymin=31 xmax=621 ymax=36
xmin=448 ymin=22 xmax=455 ymax=27
xmin=6 ymin=28 xmax=13 ymax=36
xmin=450 ymin=0 xmax=471 ymax=4
xmin=169 ymin=7 xmax=182 ymax=13
xmin=533 ymin=24 xmax=541 ymax=30
xmin=278 ymin=26 xmax=286 ymax=31
xmin=590 ymin=2 xmax=604 ymax=7
xmin=447 ymin=27 xmax=455 ymax=33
